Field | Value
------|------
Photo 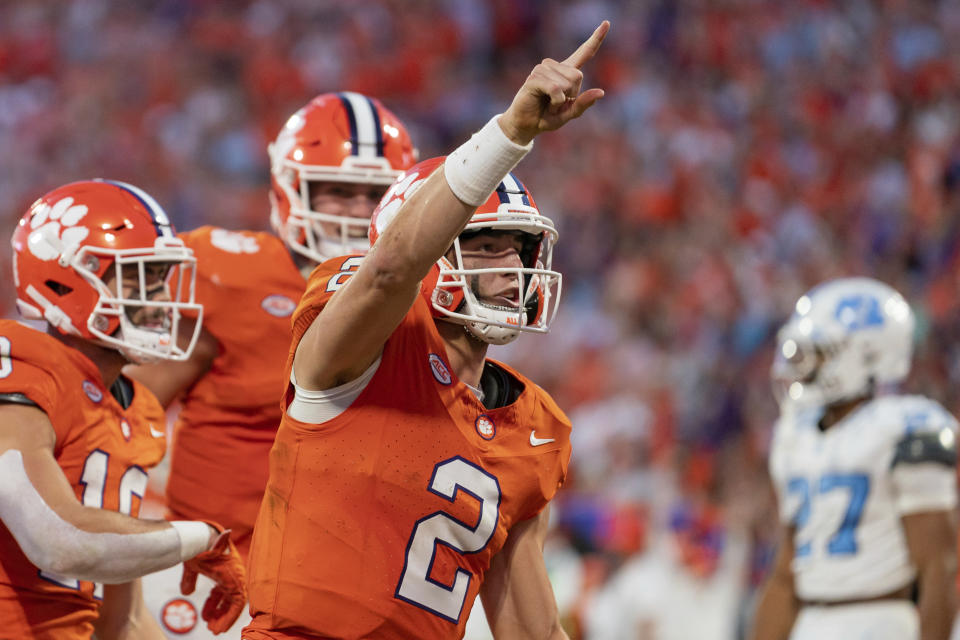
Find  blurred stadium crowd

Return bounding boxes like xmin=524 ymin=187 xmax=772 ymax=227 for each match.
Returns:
xmin=3 ymin=1 xmax=960 ymax=637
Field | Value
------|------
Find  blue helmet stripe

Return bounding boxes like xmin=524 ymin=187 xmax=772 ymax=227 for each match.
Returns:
xmin=98 ymin=179 xmax=173 ymax=237
xmin=338 ymin=93 xmax=360 ymax=156
xmin=339 ymin=92 xmax=382 ymax=158
xmin=497 ymin=172 xmax=530 ymax=206
xmin=363 ymin=94 xmax=385 ymax=156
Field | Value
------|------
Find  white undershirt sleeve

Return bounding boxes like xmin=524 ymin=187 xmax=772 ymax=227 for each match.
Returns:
xmin=0 ymin=449 xmax=199 ymax=584
xmin=892 ymin=462 xmax=957 ymax=514
xmin=286 ymin=355 xmax=382 ymax=424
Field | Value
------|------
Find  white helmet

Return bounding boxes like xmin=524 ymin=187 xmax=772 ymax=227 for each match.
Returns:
xmin=772 ymin=277 xmax=915 ymax=410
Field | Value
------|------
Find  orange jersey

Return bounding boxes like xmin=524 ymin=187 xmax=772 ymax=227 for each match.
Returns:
xmin=244 ymin=258 xmax=572 ymax=640
xmin=0 ymin=321 xmax=166 ymax=639
xmin=165 ymin=227 xmax=304 ymax=557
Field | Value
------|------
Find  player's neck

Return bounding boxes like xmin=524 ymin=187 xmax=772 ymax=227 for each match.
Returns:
xmin=819 ymin=394 xmax=871 ymax=431
xmin=286 ymin=246 xmax=317 ymax=280
xmin=436 ymin=321 xmax=488 ymax=388
xmin=48 ymin=327 xmax=127 ymax=388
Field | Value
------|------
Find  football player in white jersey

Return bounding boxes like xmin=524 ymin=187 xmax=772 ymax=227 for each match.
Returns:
xmin=750 ymin=277 xmax=957 ymax=640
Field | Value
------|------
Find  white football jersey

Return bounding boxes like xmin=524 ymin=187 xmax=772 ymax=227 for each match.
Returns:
xmin=770 ymin=394 xmax=957 ymax=601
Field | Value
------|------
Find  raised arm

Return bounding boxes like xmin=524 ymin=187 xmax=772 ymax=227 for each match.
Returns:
xmin=293 ymin=22 xmax=610 ymax=391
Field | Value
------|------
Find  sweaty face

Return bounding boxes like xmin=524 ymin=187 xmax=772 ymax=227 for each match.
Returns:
xmin=308 ymin=181 xmax=390 ymax=240
xmin=454 ymin=231 xmax=526 ymax=309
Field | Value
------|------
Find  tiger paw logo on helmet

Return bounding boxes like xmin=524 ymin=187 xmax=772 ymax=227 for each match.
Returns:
xmin=369 ymin=169 xmax=429 ymax=240
xmin=26 ymin=197 xmax=90 ymax=261
xmin=12 ymin=180 xmax=204 ymax=365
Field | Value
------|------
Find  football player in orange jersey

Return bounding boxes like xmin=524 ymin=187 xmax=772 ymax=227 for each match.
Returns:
xmin=242 ymin=22 xmax=610 ymax=640
xmin=125 ymin=93 xmax=417 ymax=636
xmin=0 ymin=180 xmax=246 ymax=639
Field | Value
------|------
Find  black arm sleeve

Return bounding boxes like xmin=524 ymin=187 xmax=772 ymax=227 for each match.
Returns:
xmin=0 ymin=392 xmax=39 ymax=408
xmin=891 ymin=430 xmax=957 ymax=468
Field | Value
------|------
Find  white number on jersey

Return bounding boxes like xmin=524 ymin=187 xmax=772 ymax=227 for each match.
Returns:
xmin=788 ymin=472 xmax=870 ymax=557
xmin=0 ymin=337 xmax=11 ymax=378
xmin=39 ymin=450 xmax=149 ymax=597
xmin=326 ymin=256 xmax=364 ymax=293
xmin=395 ymin=456 xmax=501 ymax=622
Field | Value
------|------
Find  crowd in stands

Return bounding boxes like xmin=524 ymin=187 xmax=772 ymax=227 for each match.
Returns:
xmin=3 ymin=1 xmax=959 ymax=636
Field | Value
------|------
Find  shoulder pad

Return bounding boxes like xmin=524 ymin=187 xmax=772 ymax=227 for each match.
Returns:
xmin=891 ymin=429 xmax=957 ymax=468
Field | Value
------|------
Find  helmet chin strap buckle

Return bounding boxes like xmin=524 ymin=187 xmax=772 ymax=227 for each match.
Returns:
xmin=466 ymin=319 xmax=520 ymax=346
xmin=92 ymin=314 xmax=110 ymax=332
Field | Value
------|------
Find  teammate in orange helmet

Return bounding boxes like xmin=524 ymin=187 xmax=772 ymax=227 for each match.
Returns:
xmin=242 ymin=22 xmax=610 ymax=640
xmin=126 ymin=92 xmax=417 ymax=637
xmin=0 ymin=180 xmax=246 ymax=639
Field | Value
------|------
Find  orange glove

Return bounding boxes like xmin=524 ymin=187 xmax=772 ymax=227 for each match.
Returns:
xmin=180 ymin=525 xmax=247 ymax=634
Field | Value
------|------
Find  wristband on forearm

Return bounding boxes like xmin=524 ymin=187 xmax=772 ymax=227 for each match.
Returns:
xmin=171 ymin=520 xmax=215 ymax=561
xmin=444 ymin=115 xmax=533 ymax=207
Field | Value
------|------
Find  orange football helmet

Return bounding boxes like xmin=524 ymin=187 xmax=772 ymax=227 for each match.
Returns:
xmin=11 ymin=180 xmax=203 ymax=363
xmin=269 ymin=92 xmax=417 ymax=264
xmin=369 ymin=156 xmax=562 ymax=345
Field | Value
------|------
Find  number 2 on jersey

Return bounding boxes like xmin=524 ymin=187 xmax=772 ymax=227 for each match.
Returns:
xmin=395 ymin=457 xmax=502 ymax=622
xmin=788 ymin=472 xmax=870 ymax=557
xmin=326 ymin=256 xmax=364 ymax=292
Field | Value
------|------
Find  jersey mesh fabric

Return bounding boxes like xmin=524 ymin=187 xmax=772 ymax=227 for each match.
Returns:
xmin=769 ymin=395 xmax=958 ymax=601
xmin=165 ymin=228 xmax=305 ymax=558
xmin=243 ymin=257 xmax=571 ymax=640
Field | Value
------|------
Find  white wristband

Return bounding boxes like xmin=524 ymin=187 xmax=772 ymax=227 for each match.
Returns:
xmin=171 ymin=521 xmax=213 ymax=561
xmin=444 ymin=115 xmax=533 ymax=207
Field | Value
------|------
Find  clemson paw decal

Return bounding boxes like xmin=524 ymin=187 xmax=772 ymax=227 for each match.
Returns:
xmin=372 ymin=171 xmax=427 ymax=238
xmin=27 ymin=197 xmax=90 ymax=261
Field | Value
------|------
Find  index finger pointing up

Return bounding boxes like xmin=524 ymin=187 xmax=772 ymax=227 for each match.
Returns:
xmin=562 ymin=20 xmax=610 ymax=69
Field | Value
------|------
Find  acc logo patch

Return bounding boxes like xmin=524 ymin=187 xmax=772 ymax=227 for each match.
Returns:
xmin=82 ymin=380 xmax=103 ymax=403
xmin=428 ymin=353 xmax=452 ymax=385
xmin=475 ymin=415 xmax=496 ymax=440
xmin=261 ymin=294 xmax=296 ymax=318
xmin=119 ymin=419 xmax=132 ymax=442
xmin=161 ymin=597 xmax=198 ymax=634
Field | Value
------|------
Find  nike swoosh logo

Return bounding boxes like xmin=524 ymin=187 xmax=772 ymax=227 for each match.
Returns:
xmin=529 ymin=431 xmax=555 ymax=447
xmin=149 ymin=424 xmax=165 ymax=438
